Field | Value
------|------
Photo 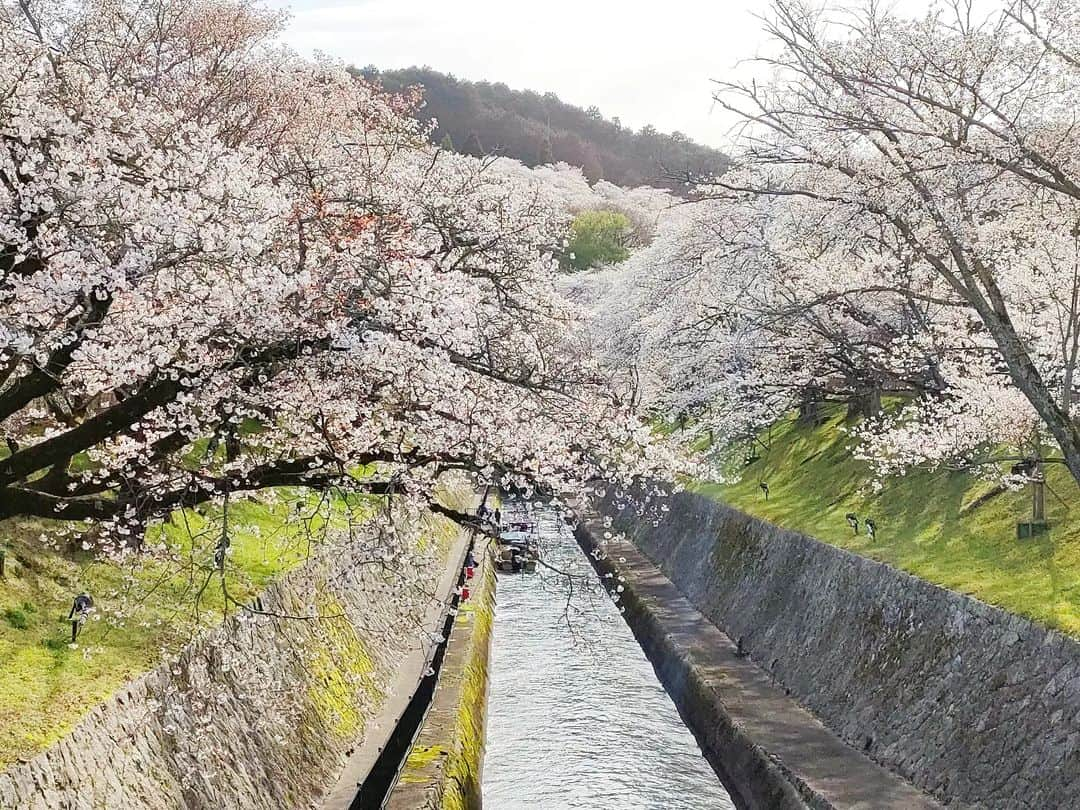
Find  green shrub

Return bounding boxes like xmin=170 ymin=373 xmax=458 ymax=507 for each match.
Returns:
xmin=4 ymin=607 xmax=29 ymax=630
xmin=562 ymin=210 xmax=632 ymax=271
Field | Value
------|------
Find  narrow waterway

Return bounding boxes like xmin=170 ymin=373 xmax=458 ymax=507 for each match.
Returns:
xmin=484 ymin=504 xmax=734 ymax=810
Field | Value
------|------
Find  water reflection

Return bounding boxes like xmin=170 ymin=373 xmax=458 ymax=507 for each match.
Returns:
xmin=483 ymin=505 xmax=734 ymax=810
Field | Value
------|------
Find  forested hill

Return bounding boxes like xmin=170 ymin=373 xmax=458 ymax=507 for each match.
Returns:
xmin=359 ymin=66 xmax=729 ymax=192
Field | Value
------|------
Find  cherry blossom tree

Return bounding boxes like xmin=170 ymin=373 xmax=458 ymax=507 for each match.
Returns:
xmin=688 ymin=0 xmax=1080 ymax=488
xmin=491 ymin=159 xmax=677 ymax=247
xmin=0 ymin=0 xmax=674 ymax=573
xmin=571 ymin=180 xmax=952 ymax=478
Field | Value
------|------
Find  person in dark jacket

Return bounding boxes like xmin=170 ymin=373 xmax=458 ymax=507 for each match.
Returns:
xmin=68 ymin=593 xmax=94 ymax=643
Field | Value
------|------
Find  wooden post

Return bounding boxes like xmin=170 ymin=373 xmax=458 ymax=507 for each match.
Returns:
xmin=1033 ymin=460 xmax=1046 ymax=524
xmin=1018 ymin=454 xmax=1049 ymax=539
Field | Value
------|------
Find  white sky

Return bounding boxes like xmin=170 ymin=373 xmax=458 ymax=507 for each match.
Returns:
xmin=265 ymin=0 xmax=949 ymax=149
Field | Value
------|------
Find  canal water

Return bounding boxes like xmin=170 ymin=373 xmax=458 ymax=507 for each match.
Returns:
xmin=483 ymin=505 xmax=734 ymax=810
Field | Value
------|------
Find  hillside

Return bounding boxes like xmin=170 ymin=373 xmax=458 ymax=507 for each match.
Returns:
xmin=696 ymin=408 xmax=1080 ymax=637
xmin=0 ymin=491 xmax=358 ymax=767
xmin=360 ymin=66 xmax=729 ymax=192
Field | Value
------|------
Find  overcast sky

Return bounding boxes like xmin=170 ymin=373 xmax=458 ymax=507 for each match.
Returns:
xmin=265 ymin=0 xmax=942 ymax=149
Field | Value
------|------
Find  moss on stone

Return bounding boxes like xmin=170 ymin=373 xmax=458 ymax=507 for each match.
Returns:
xmin=417 ymin=514 xmax=456 ymax=554
xmin=0 ymin=497 xmax=469 ymax=809
xmin=398 ymin=744 xmax=448 ymax=784
xmin=440 ymin=558 xmax=494 ymax=810
xmin=0 ymin=492 xmax=332 ymax=769
xmin=305 ymin=592 xmax=380 ymax=739
xmin=387 ymin=535 xmax=493 ymax=810
xmin=414 ymin=489 xmax=468 ymax=554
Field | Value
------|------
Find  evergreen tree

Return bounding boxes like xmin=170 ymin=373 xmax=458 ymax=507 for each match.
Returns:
xmin=462 ymin=131 xmax=484 ymax=157
xmin=537 ymin=134 xmax=554 ymax=165
xmin=439 ymin=133 xmax=455 ymax=152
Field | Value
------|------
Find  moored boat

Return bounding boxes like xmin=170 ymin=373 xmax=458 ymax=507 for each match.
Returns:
xmin=494 ymin=521 xmax=539 ymax=573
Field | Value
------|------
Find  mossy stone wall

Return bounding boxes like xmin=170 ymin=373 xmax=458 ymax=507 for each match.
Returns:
xmin=601 ymin=489 xmax=1080 ymax=809
xmin=0 ymin=514 xmax=462 ymax=810
xmin=388 ymin=545 xmax=495 ymax=810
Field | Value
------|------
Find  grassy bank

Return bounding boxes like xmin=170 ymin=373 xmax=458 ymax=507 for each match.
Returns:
xmin=697 ymin=410 xmax=1080 ymax=637
xmin=0 ymin=489 xmax=364 ymax=768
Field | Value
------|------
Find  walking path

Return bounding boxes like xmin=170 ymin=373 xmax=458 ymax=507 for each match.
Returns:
xmin=321 ymin=529 xmax=473 ymax=809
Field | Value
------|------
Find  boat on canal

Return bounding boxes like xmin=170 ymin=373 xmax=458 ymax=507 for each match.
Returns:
xmin=494 ymin=520 xmax=539 ymax=573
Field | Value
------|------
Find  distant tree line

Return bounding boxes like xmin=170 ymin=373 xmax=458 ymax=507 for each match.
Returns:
xmin=357 ymin=66 xmax=729 ymax=192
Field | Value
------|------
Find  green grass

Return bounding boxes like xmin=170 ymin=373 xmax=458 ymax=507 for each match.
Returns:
xmin=696 ymin=408 xmax=1080 ymax=637
xmin=0 ymin=487 xmax=372 ymax=768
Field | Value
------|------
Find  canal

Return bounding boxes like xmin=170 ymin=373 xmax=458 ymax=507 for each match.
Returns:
xmin=484 ymin=504 xmax=734 ymax=809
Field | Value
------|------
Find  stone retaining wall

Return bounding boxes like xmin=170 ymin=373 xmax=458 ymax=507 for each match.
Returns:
xmin=387 ymin=545 xmax=495 ymax=810
xmin=600 ymin=489 xmax=1080 ymax=809
xmin=0 ymin=511 xmax=467 ymax=810
xmin=576 ymin=524 xmax=831 ymax=810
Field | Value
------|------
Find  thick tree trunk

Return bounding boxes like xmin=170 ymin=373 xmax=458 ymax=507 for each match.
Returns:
xmin=846 ymin=385 xmax=883 ymax=420
xmin=981 ymin=309 xmax=1080 ymax=489
xmin=797 ymin=386 xmax=824 ymax=426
